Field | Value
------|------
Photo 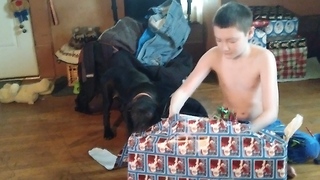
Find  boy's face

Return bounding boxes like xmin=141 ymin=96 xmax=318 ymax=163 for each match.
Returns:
xmin=213 ymin=25 xmax=253 ymax=59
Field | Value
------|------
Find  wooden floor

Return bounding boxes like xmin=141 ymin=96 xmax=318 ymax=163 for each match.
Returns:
xmin=1 ymin=77 xmax=320 ymax=180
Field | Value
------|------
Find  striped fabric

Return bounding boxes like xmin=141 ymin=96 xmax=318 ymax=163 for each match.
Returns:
xmin=269 ymin=46 xmax=307 ymax=79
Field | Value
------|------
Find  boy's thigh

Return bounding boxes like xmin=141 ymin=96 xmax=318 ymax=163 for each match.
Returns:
xmin=263 ymin=119 xmax=320 ymax=163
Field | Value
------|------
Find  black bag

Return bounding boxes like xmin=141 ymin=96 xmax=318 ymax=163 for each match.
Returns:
xmin=74 ymin=41 xmax=114 ymax=114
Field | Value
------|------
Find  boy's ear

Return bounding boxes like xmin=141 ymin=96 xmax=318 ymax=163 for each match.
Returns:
xmin=247 ymin=26 xmax=255 ymax=39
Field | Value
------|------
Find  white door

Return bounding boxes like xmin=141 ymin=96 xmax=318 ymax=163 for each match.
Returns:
xmin=0 ymin=0 xmax=38 ymax=79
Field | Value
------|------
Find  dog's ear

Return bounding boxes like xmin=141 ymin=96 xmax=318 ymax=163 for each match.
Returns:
xmin=145 ymin=111 xmax=153 ymax=119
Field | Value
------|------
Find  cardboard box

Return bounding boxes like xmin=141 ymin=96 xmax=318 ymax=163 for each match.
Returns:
xmin=126 ymin=114 xmax=288 ymax=179
xmin=268 ymin=35 xmax=308 ymax=79
xmin=250 ymin=6 xmax=299 ymax=37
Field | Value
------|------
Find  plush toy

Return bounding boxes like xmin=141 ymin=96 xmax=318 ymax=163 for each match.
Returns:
xmin=9 ymin=0 xmax=30 ymax=33
xmin=0 ymin=83 xmax=20 ymax=103
xmin=68 ymin=26 xmax=101 ymax=49
xmin=14 ymin=78 xmax=54 ymax=104
xmin=14 ymin=85 xmax=39 ymax=104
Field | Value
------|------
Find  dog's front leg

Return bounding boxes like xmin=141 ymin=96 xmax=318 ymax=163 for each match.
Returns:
xmin=102 ymin=84 xmax=115 ymax=139
xmin=123 ymin=110 xmax=134 ymax=138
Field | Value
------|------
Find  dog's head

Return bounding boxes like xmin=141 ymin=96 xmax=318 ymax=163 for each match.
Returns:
xmin=126 ymin=95 xmax=160 ymax=133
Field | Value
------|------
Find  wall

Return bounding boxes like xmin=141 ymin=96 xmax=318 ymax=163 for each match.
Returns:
xmin=238 ymin=0 xmax=320 ymax=16
xmin=203 ymin=0 xmax=320 ymax=50
xmin=29 ymin=0 xmax=124 ymax=78
xmin=28 ymin=0 xmax=319 ymax=78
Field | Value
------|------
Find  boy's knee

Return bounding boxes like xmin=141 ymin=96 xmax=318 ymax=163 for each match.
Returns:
xmin=288 ymin=132 xmax=320 ymax=163
xmin=304 ymin=136 xmax=320 ymax=159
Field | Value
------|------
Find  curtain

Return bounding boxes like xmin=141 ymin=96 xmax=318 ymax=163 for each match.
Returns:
xmin=181 ymin=0 xmax=204 ymax=24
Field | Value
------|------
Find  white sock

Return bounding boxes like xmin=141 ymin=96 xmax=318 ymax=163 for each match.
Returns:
xmin=88 ymin=147 xmax=117 ymax=170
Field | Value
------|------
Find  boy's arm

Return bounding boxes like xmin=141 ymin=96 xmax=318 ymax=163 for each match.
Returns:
xmin=251 ymin=50 xmax=279 ymax=132
xmin=168 ymin=49 xmax=215 ymax=118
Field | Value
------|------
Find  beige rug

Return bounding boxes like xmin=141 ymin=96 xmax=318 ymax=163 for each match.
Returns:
xmin=278 ymin=57 xmax=320 ymax=82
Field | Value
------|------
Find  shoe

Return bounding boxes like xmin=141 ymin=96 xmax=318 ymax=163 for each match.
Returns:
xmin=73 ymin=80 xmax=80 ymax=94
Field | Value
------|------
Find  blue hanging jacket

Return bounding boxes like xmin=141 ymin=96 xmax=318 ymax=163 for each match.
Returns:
xmin=136 ymin=0 xmax=190 ymax=66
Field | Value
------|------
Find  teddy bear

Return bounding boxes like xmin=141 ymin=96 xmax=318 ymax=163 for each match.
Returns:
xmin=0 ymin=78 xmax=54 ymax=105
xmin=14 ymin=78 xmax=54 ymax=104
xmin=9 ymin=0 xmax=30 ymax=33
xmin=0 ymin=83 xmax=20 ymax=103
xmin=68 ymin=26 xmax=101 ymax=49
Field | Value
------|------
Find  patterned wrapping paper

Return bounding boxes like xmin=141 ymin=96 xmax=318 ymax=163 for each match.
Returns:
xmin=264 ymin=18 xmax=299 ymax=37
xmin=249 ymin=28 xmax=267 ymax=48
xmin=267 ymin=35 xmax=307 ymax=49
xmin=250 ymin=6 xmax=299 ymax=37
xmin=268 ymin=36 xmax=308 ymax=79
xmin=125 ymin=114 xmax=288 ymax=180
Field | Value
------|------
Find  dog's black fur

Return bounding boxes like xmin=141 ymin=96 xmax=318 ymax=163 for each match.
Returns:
xmin=100 ymin=55 xmax=161 ymax=139
xmin=100 ymin=49 xmax=209 ymax=140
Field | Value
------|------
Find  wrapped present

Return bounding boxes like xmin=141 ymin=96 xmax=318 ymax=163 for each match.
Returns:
xmin=250 ymin=6 xmax=299 ymax=37
xmin=268 ymin=35 xmax=308 ymax=79
xmin=267 ymin=35 xmax=307 ymax=49
xmin=126 ymin=111 xmax=288 ymax=179
xmin=249 ymin=28 xmax=267 ymax=48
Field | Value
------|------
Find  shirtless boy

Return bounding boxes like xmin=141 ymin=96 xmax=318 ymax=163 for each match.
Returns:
xmin=169 ymin=2 xmax=319 ymax=179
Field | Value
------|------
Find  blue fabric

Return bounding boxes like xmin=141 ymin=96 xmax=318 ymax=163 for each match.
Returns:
xmin=136 ymin=0 xmax=190 ymax=66
xmin=136 ymin=28 xmax=155 ymax=57
xmin=264 ymin=119 xmax=320 ymax=163
xmin=14 ymin=9 xmax=29 ymax=23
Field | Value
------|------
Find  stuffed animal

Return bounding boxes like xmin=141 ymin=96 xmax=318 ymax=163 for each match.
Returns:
xmin=0 ymin=83 xmax=20 ymax=103
xmin=0 ymin=79 xmax=54 ymax=104
xmin=9 ymin=0 xmax=30 ymax=33
xmin=14 ymin=85 xmax=39 ymax=104
xmin=14 ymin=78 xmax=54 ymax=104
xmin=68 ymin=26 xmax=101 ymax=49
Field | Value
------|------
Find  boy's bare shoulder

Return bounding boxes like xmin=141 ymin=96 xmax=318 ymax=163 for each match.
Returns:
xmin=250 ymin=44 xmax=275 ymax=61
xmin=207 ymin=46 xmax=220 ymax=54
xmin=251 ymin=44 xmax=273 ymax=56
xmin=199 ymin=47 xmax=221 ymax=68
xmin=202 ymin=47 xmax=220 ymax=61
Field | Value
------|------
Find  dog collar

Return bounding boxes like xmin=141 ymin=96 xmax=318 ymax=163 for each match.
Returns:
xmin=132 ymin=92 xmax=152 ymax=101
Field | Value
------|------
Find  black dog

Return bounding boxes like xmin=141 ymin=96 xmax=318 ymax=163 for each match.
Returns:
xmin=100 ymin=49 xmax=209 ymax=139
xmin=75 ymin=42 xmax=208 ymax=139
xmin=100 ymin=55 xmax=160 ymax=139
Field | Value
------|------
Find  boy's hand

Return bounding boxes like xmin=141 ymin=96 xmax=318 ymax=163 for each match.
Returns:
xmin=167 ymin=113 xmax=179 ymax=122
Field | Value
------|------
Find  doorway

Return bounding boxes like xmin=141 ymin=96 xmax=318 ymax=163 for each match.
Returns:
xmin=0 ymin=0 xmax=39 ymax=80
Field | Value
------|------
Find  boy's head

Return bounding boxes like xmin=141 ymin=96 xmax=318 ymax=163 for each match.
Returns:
xmin=212 ymin=2 xmax=254 ymax=59
xmin=213 ymin=2 xmax=253 ymax=34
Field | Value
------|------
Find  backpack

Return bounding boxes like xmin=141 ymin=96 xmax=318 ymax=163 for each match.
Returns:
xmin=74 ymin=41 xmax=114 ymax=114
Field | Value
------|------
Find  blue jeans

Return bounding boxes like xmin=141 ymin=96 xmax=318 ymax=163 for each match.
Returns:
xmin=136 ymin=0 xmax=190 ymax=66
xmin=264 ymin=119 xmax=320 ymax=163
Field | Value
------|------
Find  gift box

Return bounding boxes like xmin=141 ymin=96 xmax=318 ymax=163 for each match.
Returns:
xmin=268 ymin=35 xmax=308 ymax=79
xmin=126 ymin=113 xmax=288 ymax=180
xmin=250 ymin=6 xmax=299 ymax=37
xmin=249 ymin=28 xmax=267 ymax=48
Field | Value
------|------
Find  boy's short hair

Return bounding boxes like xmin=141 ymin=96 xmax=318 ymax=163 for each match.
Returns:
xmin=212 ymin=2 xmax=253 ymax=33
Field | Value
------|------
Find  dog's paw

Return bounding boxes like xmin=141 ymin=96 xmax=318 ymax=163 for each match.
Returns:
xmin=104 ymin=129 xmax=115 ymax=140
